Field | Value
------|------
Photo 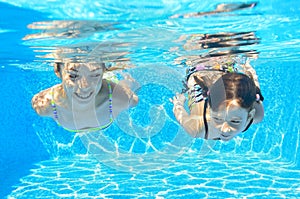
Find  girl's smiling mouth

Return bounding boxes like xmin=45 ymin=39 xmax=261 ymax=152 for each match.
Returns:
xmin=75 ymin=91 xmax=93 ymax=100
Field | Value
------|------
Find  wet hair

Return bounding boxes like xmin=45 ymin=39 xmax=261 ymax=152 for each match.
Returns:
xmin=207 ymin=73 xmax=258 ymax=111
xmin=54 ymin=62 xmax=63 ymax=72
xmin=53 ymin=62 xmax=64 ymax=78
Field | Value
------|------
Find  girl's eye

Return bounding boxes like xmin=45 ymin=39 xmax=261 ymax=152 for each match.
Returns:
xmin=213 ymin=117 xmax=223 ymax=122
xmin=90 ymin=74 xmax=101 ymax=77
xmin=69 ymin=74 xmax=78 ymax=79
xmin=230 ymin=120 xmax=241 ymax=124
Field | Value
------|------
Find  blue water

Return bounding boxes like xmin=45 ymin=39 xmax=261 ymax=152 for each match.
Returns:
xmin=1 ymin=0 xmax=300 ymax=198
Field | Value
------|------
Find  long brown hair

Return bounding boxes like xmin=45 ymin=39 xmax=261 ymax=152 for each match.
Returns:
xmin=208 ymin=73 xmax=257 ymax=111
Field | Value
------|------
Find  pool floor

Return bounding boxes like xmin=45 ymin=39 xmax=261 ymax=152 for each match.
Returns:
xmin=7 ymin=153 xmax=300 ymax=199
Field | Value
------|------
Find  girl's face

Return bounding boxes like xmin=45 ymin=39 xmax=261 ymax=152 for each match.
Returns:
xmin=210 ymin=100 xmax=254 ymax=141
xmin=61 ymin=63 xmax=104 ymax=103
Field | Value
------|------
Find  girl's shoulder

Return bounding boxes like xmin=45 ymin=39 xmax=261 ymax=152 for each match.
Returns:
xmin=189 ymin=99 xmax=206 ymax=118
xmin=186 ymin=100 xmax=208 ymax=138
xmin=31 ymin=87 xmax=53 ymax=116
xmin=189 ymin=100 xmax=215 ymax=139
xmin=31 ymin=84 xmax=63 ymax=116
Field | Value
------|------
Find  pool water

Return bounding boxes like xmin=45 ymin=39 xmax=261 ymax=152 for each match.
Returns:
xmin=1 ymin=0 xmax=300 ymax=198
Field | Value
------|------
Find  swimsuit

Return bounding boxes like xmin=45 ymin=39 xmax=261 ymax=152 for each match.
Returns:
xmin=50 ymin=80 xmax=113 ymax=132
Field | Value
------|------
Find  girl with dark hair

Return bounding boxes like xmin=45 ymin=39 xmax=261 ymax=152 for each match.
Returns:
xmin=170 ymin=59 xmax=264 ymax=141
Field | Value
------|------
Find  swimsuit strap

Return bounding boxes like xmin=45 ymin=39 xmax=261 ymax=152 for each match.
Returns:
xmin=76 ymin=80 xmax=114 ymax=132
xmin=242 ymin=118 xmax=253 ymax=132
xmin=203 ymin=99 xmax=221 ymax=140
xmin=50 ymin=87 xmax=60 ymax=125
xmin=203 ymin=99 xmax=209 ymax=139
xmin=107 ymin=80 xmax=113 ymax=122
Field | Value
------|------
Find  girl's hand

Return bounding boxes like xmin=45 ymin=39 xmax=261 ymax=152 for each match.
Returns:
xmin=170 ymin=93 xmax=186 ymax=107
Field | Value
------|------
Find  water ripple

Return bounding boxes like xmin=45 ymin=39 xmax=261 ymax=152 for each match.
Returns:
xmin=7 ymin=154 xmax=300 ymax=198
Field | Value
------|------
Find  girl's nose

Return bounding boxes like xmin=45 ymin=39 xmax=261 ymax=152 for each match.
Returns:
xmin=78 ymin=77 xmax=89 ymax=89
xmin=220 ymin=122 xmax=231 ymax=133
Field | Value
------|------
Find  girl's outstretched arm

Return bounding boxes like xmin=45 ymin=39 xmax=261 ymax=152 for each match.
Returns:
xmin=170 ymin=93 xmax=204 ymax=138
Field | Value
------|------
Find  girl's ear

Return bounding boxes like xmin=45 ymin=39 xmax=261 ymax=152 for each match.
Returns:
xmin=252 ymin=101 xmax=264 ymax=124
xmin=54 ymin=62 xmax=63 ymax=79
